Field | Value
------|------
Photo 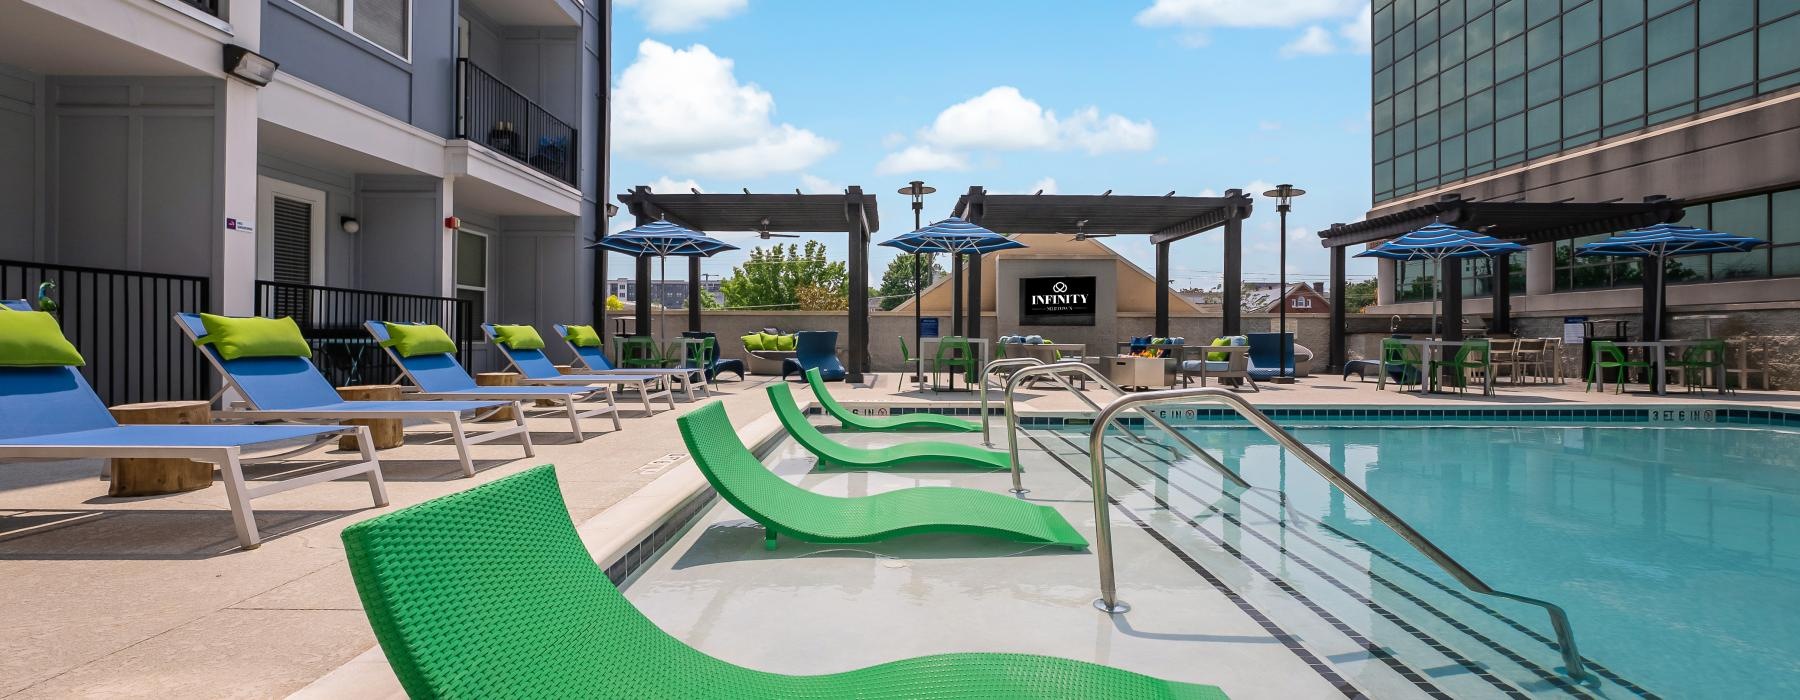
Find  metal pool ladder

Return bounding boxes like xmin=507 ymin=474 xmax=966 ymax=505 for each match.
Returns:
xmin=987 ymin=360 xmax=1248 ymax=495
xmin=1081 ymin=387 xmax=1588 ymax=680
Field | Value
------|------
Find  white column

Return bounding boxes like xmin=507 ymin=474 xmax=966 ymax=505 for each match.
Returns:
xmin=440 ymin=176 xmax=457 ymax=298
xmin=1525 ymin=242 xmax=1555 ymax=296
xmin=1376 ymin=258 xmax=1396 ymax=306
xmin=214 ymin=0 xmax=262 ymax=315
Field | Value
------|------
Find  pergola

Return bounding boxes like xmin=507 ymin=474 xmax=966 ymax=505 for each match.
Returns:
xmin=951 ymin=186 xmax=1256 ymax=337
xmin=1317 ymin=193 xmax=1685 ymax=370
xmin=610 ymin=186 xmax=880 ymax=382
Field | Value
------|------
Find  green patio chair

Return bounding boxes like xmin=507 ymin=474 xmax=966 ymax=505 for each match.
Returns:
xmin=931 ymin=335 xmax=976 ymax=390
xmin=343 ymin=465 xmax=1221 ymax=698
xmin=1586 ymin=340 xmax=1651 ymax=394
xmin=1378 ymin=338 xmax=1424 ymax=391
xmin=683 ymin=402 xmax=1085 ymax=552
xmin=619 ymin=336 xmax=668 ymax=369
xmin=1666 ymin=339 xmax=1728 ymax=394
xmin=1429 ymin=339 xmax=1490 ymax=394
xmin=806 ymin=368 xmax=980 ymax=432
xmin=769 ymin=383 xmax=1010 ymax=471
xmin=897 ymin=335 xmax=924 ymax=389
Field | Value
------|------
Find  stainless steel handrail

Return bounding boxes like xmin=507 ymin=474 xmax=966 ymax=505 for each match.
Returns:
xmin=1084 ymin=387 xmax=1587 ymax=680
xmin=1003 ymin=362 xmax=1247 ymax=494
xmin=979 ymin=357 xmax=1150 ymax=448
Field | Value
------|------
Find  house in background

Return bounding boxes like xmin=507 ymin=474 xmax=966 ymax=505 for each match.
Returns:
xmin=1257 ymin=283 xmax=1331 ymax=314
xmin=0 ymin=0 xmax=611 ymax=402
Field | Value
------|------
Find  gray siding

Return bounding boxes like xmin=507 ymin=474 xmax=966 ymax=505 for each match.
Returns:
xmin=260 ymin=156 xmax=360 ymax=287
xmin=46 ymin=78 xmax=219 ymax=278
xmin=260 ymin=0 xmax=458 ymax=136
xmin=355 ymin=175 xmax=445 ymax=296
xmin=0 ymin=66 xmax=39 ymax=261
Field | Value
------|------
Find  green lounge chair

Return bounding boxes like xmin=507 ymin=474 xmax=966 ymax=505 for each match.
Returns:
xmin=769 ymin=383 xmax=1009 ymax=471
xmin=343 ymin=466 xmax=1215 ymax=698
xmin=805 ymin=368 xmax=980 ymax=432
xmin=680 ymin=402 xmax=1086 ymax=551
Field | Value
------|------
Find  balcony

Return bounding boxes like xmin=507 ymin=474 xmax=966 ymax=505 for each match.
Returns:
xmin=456 ymin=58 xmax=579 ymax=187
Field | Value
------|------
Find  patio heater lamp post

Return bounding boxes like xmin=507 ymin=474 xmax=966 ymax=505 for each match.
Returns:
xmin=898 ymin=181 xmax=935 ymax=387
xmin=1263 ymin=184 xmax=1305 ymax=384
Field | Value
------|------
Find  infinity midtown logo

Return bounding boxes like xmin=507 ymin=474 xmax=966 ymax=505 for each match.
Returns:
xmin=1031 ymin=280 xmax=1089 ymax=306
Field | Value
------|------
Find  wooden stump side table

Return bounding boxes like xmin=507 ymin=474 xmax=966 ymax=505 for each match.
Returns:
xmin=106 ymin=401 xmax=214 ymax=496
xmin=474 ymin=372 xmax=521 ymax=421
xmin=334 ymin=385 xmax=406 ymax=450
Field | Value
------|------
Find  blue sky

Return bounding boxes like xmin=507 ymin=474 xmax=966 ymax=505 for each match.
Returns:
xmin=607 ymin=0 xmax=1379 ymax=294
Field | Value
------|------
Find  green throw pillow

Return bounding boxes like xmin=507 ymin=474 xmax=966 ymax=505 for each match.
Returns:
xmin=196 ymin=314 xmax=312 ymax=361
xmin=755 ymin=332 xmax=779 ymax=351
xmin=493 ymin=325 xmax=545 ymax=350
xmin=741 ymin=334 xmax=764 ymax=351
xmin=382 ymin=323 xmax=457 ymax=358
xmin=562 ymin=324 xmax=602 ymax=348
xmin=0 ymin=310 xmax=85 ymax=367
xmin=1207 ymin=337 xmax=1230 ymax=362
xmin=774 ymin=334 xmax=797 ymax=351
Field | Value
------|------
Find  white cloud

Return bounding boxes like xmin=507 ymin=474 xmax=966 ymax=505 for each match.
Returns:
xmin=918 ymin=87 xmax=1154 ymax=154
xmin=881 ymin=132 xmax=908 ymax=149
xmin=799 ymin=174 xmax=840 ymax=194
xmin=611 ymin=40 xmax=835 ymax=178
xmin=1136 ymin=0 xmax=1364 ymax=29
xmin=1340 ymin=4 xmax=1373 ymax=54
xmin=615 ymin=0 xmax=747 ymax=33
xmin=875 ymin=145 xmax=970 ymax=175
xmin=1280 ymin=26 xmax=1337 ymax=57
xmin=1029 ymin=177 xmax=1058 ymax=195
xmin=647 ymin=176 xmax=703 ymax=194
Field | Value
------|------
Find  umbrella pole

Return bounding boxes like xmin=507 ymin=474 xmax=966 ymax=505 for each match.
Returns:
xmin=913 ymin=252 xmax=923 ymax=390
xmin=659 ymin=255 xmax=667 ymax=351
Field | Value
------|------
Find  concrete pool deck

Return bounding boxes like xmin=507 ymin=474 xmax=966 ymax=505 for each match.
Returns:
xmin=3 ymin=371 xmax=1796 ymax=698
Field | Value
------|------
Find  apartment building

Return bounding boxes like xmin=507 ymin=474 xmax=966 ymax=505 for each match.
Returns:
xmin=1353 ymin=0 xmax=1799 ymax=339
xmin=0 ymin=0 xmax=609 ymax=400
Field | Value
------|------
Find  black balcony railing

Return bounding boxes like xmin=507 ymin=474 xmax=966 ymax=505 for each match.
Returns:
xmin=1 ymin=259 xmax=211 ymax=406
xmin=456 ymin=58 xmax=579 ymax=186
xmin=255 ymin=281 xmax=474 ymax=389
xmin=176 ymin=0 xmax=220 ymax=17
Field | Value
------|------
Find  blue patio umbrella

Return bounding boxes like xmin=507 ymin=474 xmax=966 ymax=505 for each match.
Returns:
xmin=1577 ymin=223 xmax=1766 ymax=340
xmin=588 ymin=219 xmax=737 ymax=342
xmin=880 ymin=217 xmax=1026 ymax=385
xmin=1356 ymin=222 xmax=1525 ymax=337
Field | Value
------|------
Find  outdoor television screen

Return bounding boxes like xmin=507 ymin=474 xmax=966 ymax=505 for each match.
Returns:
xmin=1019 ymin=276 xmax=1096 ymax=326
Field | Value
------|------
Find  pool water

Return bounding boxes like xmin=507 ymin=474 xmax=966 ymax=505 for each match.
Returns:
xmin=1076 ymin=423 xmax=1800 ymax=698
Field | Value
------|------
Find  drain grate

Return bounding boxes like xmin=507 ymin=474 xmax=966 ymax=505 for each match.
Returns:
xmin=637 ymin=453 xmax=686 ymax=475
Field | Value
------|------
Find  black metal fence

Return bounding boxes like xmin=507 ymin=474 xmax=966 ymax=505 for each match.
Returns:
xmin=457 ymin=58 xmax=579 ymax=186
xmin=1 ymin=259 xmax=211 ymax=406
xmin=255 ymin=281 xmax=473 ymax=388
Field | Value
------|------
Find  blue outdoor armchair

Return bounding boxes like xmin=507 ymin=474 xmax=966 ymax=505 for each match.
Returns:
xmin=679 ymin=331 xmax=746 ymax=381
xmin=780 ymin=330 xmax=845 ymax=381
xmin=1246 ymin=332 xmax=1302 ymax=381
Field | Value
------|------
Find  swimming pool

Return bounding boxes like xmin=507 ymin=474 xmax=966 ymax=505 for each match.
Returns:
xmin=1037 ymin=420 xmax=1800 ymax=699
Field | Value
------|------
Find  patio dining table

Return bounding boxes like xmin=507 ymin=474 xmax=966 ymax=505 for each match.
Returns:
xmin=1611 ymin=340 xmax=1724 ymax=395
xmin=920 ymin=337 xmax=990 ymax=392
xmin=1395 ymin=339 xmax=1495 ymax=396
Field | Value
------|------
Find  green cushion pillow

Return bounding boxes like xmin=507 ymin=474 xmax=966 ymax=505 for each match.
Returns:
xmin=0 ymin=310 xmax=85 ymax=367
xmin=755 ymin=332 xmax=779 ymax=351
xmin=492 ymin=325 xmax=545 ymax=350
xmin=1207 ymin=337 xmax=1230 ymax=362
xmin=774 ymin=334 xmax=797 ymax=351
xmin=382 ymin=323 xmax=457 ymax=358
xmin=741 ymin=334 xmax=764 ymax=351
xmin=196 ymin=314 xmax=312 ymax=361
xmin=562 ymin=324 xmax=602 ymax=348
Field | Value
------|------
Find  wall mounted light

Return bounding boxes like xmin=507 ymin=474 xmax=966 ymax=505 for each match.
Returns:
xmin=340 ymin=216 xmax=361 ymax=234
xmin=222 ymin=46 xmax=279 ymax=87
xmin=604 ymin=203 xmax=620 ymax=217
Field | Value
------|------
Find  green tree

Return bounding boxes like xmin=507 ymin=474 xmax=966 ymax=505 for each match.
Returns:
xmin=718 ymin=241 xmax=848 ymax=310
xmin=874 ymin=253 xmax=945 ymax=310
xmin=605 ymin=294 xmax=625 ymax=312
xmin=1341 ymin=278 xmax=1379 ymax=313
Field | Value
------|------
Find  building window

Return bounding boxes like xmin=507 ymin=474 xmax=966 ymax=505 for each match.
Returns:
xmin=1373 ymin=0 xmax=1800 ymax=202
xmin=1292 ymin=296 xmax=1313 ymax=309
xmin=455 ymin=229 xmax=488 ymax=326
xmin=1550 ymin=185 xmax=1800 ymax=289
xmin=287 ymin=0 xmax=410 ymax=59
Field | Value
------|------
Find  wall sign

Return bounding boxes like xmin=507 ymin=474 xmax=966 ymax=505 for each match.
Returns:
xmin=1020 ymin=276 xmax=1096 ymax=326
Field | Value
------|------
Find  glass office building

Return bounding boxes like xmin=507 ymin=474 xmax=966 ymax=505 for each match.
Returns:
xmin=1368 ymin=0 xmax=1800 ymax=303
